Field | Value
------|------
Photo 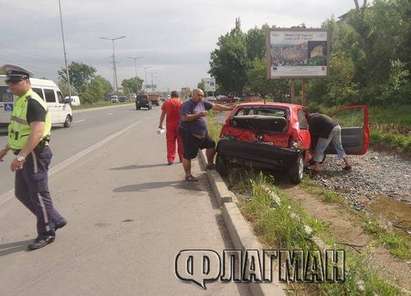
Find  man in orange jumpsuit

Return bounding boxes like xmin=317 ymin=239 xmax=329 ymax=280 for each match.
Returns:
xmin=159 ymin=91 xmax=183 ymax=165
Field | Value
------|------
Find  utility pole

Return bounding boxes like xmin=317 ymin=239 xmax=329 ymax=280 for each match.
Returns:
xmin=143 ymin=66 xmax=151 ymax=91
xmin=100 ymin=35 xmax=126 ymax=93
xmin=57 ymin=0 xmax=72 ymax=99
xmin=128 ymin=56 xmax=143 ymax=79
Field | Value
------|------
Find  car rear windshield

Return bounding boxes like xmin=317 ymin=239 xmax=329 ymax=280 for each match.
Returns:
xmin=232 ymin=107 xmax=289 ymax=132
xmin=0 ymin=86 xmax=14 ymax=102
xmin=235 ymin=107 xmax=287 ymax=118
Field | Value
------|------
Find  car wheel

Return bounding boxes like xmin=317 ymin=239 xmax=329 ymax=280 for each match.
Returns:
xmin=216 ymin=154 xmax=229 ymax=177
xmin=288 ymin=154 xmax=304 ymax=184
xmin=63 ymin=115 xmax=72 ymax=128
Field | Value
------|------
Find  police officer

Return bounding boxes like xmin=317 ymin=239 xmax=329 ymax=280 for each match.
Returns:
xmin=0 ymin=65 xmax=66 ymax=250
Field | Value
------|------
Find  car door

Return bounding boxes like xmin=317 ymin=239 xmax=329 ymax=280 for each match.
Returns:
xmin=43 ymin=88 xmax=60 ymax=124
xmin=56 ymin=90 xmax=70 ymax=122
xmin=326 ymin=105 xmax=369 ymax=155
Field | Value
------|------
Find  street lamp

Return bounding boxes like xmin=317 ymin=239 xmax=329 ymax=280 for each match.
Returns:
xmin=128 ymin=56 xmax=143 ymax=79
xmin=57 ymin=0 xmax=72 ymax=99
xmin=100 ymin=35 xmax=126 ymax=93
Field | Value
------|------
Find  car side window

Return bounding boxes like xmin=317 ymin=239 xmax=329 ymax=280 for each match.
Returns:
xmin=57 ymin=91 xmax=64 ymax=104
xmin=0 ymin=86 xmax=14 ymax=102
xmin=32 ymin=88 xmax=44 ymax=100
xmin=298 ymin=110 xmax=309 ymax=129
xmin=235 ymin=108 xmax=250 ymax=116
xmin=44 ymin=89 xmax=56 ymax=103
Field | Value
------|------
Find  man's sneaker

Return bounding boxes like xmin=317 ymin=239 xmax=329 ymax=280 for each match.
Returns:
xmin=55 ymin=220 xmax=67 ymax=231
xmin=28 ymin=234 xmax=55 ymax=251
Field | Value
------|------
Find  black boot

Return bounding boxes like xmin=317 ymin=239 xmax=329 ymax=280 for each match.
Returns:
xmin=55 ymin=219 xmax=67 ymax=231
xmin=28 ymin=233 xmax=55 ymax=251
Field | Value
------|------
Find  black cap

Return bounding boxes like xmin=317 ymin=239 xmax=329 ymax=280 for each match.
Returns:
xmin=2 ymin=64 xmax=32 ymax=83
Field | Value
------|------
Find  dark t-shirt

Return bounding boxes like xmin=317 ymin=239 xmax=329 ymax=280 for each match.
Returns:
xmin=180 ymin=99 xmax=213 ymax=136
xmin=307 ymin=113 xmax=338 ymax=139
xmin=26 ymin=97 xmax=46 ymax=124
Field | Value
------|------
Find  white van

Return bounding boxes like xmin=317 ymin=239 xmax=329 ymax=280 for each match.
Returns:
xmin=0 ymin=75 xmax=73 ymax=129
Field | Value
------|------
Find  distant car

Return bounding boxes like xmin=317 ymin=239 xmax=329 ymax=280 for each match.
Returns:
xmin=136 ymin=94 xmax=152 ymax=110
xmin=118 ymin=96 xmax=128 ymax=103
xmin=65 ymin=95 xmax=80 ymax=106
xmin=111 ymin=95 xmax=119 ymax=103
xmin=205 ymin=96 xmax=217 ymax=102
xmin=216 ymin=102 xmax=369 ymax=184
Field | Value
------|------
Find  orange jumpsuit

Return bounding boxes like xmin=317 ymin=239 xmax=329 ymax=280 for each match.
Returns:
xmin=162 ymin=98 xmax=183 ymax=163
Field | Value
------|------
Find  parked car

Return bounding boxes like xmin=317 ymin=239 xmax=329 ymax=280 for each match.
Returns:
xmin=111 ymin=95 xmax=119 ymax=103
xmin=118 ymin=96 xmax=128 ymax=103
xmin=215 ymin=102 xmax=369 ymax=184
xmin=135 ymin=94 xmax=152 ymax=110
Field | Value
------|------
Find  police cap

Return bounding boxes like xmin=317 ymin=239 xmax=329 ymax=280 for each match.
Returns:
xmin=2 ymin=64 xmax=32 ymax=83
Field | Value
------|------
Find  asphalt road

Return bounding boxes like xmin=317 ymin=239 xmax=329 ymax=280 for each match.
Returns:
xmin=0 ymin=104 xmax=146 ymax=196
xmin=0 ymin=104 xmax=250 ymax=295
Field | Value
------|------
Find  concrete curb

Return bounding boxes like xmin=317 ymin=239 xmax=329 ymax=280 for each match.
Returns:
xmin=198 ymin=150 xmax=287 ymax=296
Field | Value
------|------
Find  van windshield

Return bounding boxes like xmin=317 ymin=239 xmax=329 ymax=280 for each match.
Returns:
xmin=0 ymin=86 xmax=14 ymax=102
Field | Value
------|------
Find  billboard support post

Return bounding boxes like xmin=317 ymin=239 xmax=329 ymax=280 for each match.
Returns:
xmin=290 ymin=79 xmax=295 ymax=101
xmin=302 ymin=79 xmax=306 ymax=105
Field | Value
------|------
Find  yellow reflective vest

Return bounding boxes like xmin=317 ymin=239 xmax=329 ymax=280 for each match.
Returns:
xmin=8 ymin=89 xmax=51 ymax=150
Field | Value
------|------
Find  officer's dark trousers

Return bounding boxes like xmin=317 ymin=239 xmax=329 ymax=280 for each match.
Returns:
xmin=14 ymin=146 xmax=65 ymax=236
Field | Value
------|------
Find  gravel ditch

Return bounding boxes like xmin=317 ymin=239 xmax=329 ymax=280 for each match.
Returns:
xmin=311 ymin=150 xmax=411 ymax=210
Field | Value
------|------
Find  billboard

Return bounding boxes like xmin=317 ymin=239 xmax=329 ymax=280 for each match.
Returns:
xmin=201 ymin=78 xmax=216 ymax=92
xmin=267 ymin=28 xmax=328 ymax=79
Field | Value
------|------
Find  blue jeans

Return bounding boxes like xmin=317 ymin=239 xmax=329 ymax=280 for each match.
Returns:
xmin=313 ymin=125 xmax=346 ymax=162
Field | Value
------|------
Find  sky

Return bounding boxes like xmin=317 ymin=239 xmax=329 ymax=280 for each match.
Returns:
xmin=0 ymin=0 xmax=355 ymax=91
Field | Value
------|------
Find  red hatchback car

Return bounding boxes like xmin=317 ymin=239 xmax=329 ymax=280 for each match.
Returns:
xmin=215 ymin=102 xmax=369 ymax=183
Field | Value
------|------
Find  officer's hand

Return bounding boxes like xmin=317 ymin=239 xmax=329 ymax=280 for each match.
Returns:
xmin=10 ymin=158 xmax=24 ymax=172
xmin=0 ymin=148 xmax=8 ymax=162
xmin=199 ymin=111 xmax=208 ymax=117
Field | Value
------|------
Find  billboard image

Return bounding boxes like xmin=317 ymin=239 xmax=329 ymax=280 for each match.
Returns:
xmin=201 ymin=78 xmax=216 ymax=92
xmin=268 ymin=29 xmax=328 ymax=79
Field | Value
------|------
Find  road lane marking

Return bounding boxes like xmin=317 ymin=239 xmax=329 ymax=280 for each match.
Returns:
xmin=0 ymin=120 xmax=141 ymax=208
xmin=74 ymin=119 xmax=86 ymax=123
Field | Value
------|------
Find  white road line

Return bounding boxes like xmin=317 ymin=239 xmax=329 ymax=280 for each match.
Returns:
xmin=74 ymin=119 xmax=86 ymax=123
xmin=0 ymin=120 xmax=141 ymax=208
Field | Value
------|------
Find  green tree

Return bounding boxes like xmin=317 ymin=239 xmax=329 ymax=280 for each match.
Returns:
xmin=197 ymin=80 xmax=206 ymax=93
xmin=209 ymin=24 xmax=248 ymax=95
xmin=121 ymin=77 xmax=143 ymax=95
xmin=245 ymin=26 xmax=268 ymax=61
xmin=80 ymin=76 xmax=112 ymax=104
xmin=245 ymin=58 xmax=289 ymax=99
xmin=58 ymin=62 xmax=96 ymax=93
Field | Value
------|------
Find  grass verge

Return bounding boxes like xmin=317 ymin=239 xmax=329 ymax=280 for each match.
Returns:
xmin=234 ymin=171 xmax=401 ymax=295
xmin=300 ymin=177 xmax=411 ymax=260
